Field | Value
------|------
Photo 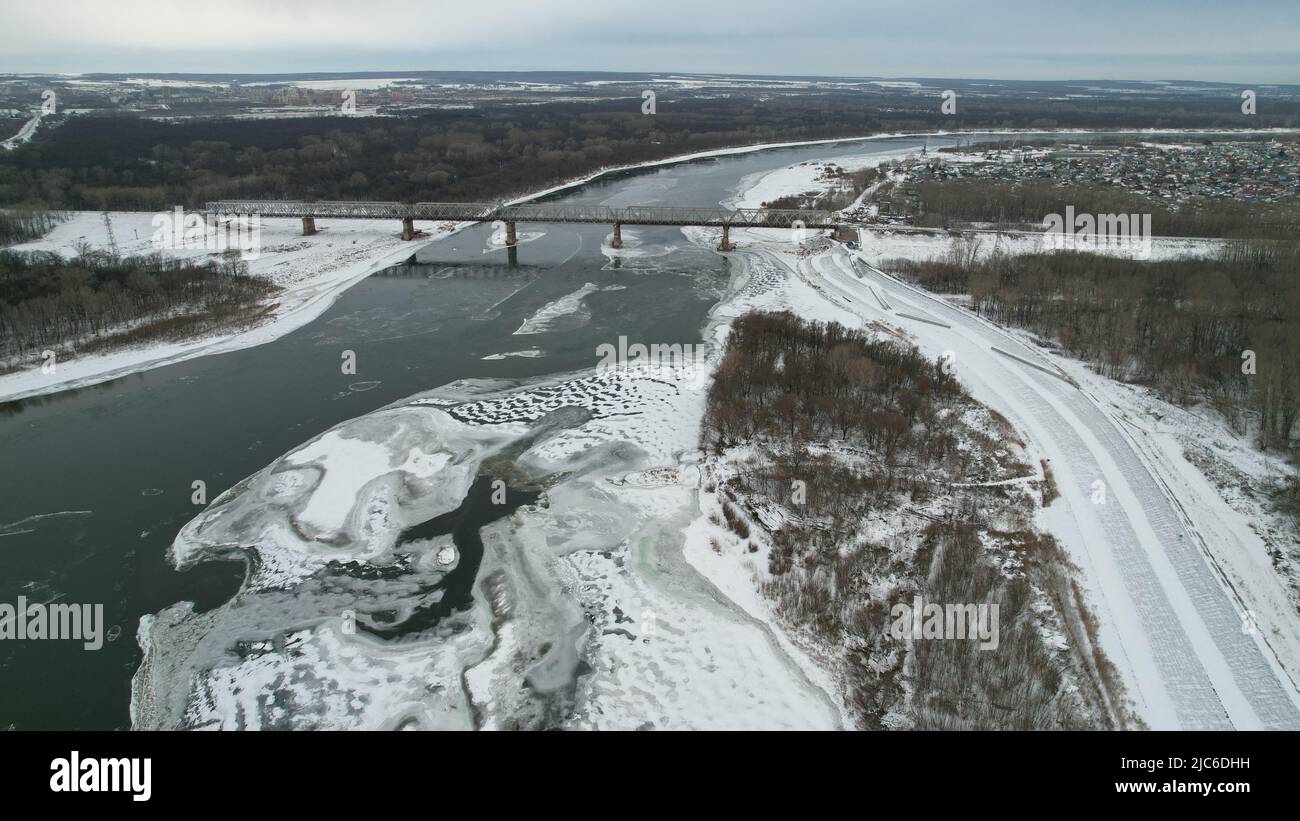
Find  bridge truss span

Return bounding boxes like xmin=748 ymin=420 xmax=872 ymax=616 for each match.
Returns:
xmin=204 ymin=199 xmax=839 ymax=249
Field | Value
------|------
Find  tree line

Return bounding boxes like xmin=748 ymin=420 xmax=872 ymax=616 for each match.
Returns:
xmin=908 ymin=179 xmax=1300 ymax=240
xmin=0 ymin=249 xmax=276 ymax=369
xmin=888 ymin=241 xmax=1300 ymax=453
xmin=701 ymin=310 xmax=1118 ymax=728
xmin=704 ymin=309 xmax=962 ymax=457
xmin=0 ymin=208 xmax=58 ymax=246
xmin=3 ymin=88 xmax=1298 ymax=213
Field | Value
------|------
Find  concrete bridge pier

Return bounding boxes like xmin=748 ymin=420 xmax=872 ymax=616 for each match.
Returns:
xmin=611 ymin=222 xmax=622 ymax=249
xmin=302 ymin=217 xmax=317 ymax=236
xmin=505 ymin=221 xmax=518 ymax=247
xmin=717 ymin=224 xmax=734 ymax=252
xmin=401 ymin=217 xmax=415 ymax=241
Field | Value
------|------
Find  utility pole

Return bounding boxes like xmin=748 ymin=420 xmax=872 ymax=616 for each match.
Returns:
xmin=102 ymin=212 xmax=119 ymax=259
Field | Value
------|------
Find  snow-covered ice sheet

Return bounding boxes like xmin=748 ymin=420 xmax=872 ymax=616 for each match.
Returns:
xmin=134 ymin=356 xmax=843 ymax=729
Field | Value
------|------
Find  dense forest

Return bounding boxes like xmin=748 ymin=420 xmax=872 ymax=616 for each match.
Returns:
xmin=701 ymin=311 xmax=1124 ymax=729
xmin=0 ymin=99 xmax=900 ymax=210
xmin=887 ymin=241 xmax=1300 ymax=453
xmin=0 ymin=250 xmax=277 ymax=370
xmin=705 ymin=310 xmax=961 ymax=458
xmin=3 ymin=88 xmax=1298 ymax=212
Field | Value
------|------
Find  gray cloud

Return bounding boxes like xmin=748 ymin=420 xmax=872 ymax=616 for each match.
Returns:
xmin=1 ymin=0 xmax=1296 ymax=83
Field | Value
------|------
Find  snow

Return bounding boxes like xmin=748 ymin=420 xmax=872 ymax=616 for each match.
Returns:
xmin=675 ymin=171 xmax=1300 ymax=730
xmin=480 ymin=349 xmax=543 ymax=360
xmin=155 ymin=614 xmax=484 ymax=731
xmin=856 ymin=228 xmax=1224 ymax=268
xmin=171 ymin=402 xmax=523 ymax=588
xmin=281 ymin=430 xmax=452 ymax=535
xmin=135 ymin=356 xmax=845 ymax=729
xmin=124 ymin=78 xmax=229 ymax=89
xmin=724 ymin=147 xmax=919 ymax=210
xmin=241 ymin=78 xmax=421 ymax=91
xmin=1 ymin=111 xmax=43 ymax=150
xmin=559 ymin=544 xmax=840 ymax=730
xmin=512 ymin=282 xmax=602 ymax=335
xmin=785 ymin=243 xmax=1300 ymax=729
xmin=1054 ymin=353 xmax=1300 ymax=695
xmin=121 ymin=128 xmax=1300 ymax=730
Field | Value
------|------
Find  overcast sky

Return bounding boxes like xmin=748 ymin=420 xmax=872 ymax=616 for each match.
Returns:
xmin=1 ymin=0 xmax=1296 ymax=83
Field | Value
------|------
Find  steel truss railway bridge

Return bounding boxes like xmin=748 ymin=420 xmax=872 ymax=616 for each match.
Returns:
xmin=205 ymin=200 xmax=840 ymax=251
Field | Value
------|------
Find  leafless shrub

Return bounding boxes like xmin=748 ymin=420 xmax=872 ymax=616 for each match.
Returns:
xmin=1040 ymin=459 xmax=1060 ymax=507
xmin=721 ymin=501 xmax=751 ymax=540
xmin=703 ymin=310 xmax=1120 ymax=730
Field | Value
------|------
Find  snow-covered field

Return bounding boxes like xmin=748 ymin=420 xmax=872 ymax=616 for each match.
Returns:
xmin=724 ymin=147 xmax=919 ymax=210
xmin=857 ymin=228 xmax=1224 ymax=266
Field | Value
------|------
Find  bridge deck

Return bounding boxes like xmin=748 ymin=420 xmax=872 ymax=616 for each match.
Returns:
xmin=205 ymin=200 xmax=838 ymax=229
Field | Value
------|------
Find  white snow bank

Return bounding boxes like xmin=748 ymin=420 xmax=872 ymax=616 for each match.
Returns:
xmin=0 ymin=213 xmax=452 ymax=403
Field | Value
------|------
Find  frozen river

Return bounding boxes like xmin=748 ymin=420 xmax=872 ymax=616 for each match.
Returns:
xmin=0 ymin=132 xmax=989 ymax=729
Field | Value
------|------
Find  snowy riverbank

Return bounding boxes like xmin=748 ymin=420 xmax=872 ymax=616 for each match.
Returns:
xmin=7 ymin=126 xmax=1289 ymax=404
xmin=0 ymin=133 xmax=900 ymax=405
xmin=682 ymin=143 xmax=1300 ymax=729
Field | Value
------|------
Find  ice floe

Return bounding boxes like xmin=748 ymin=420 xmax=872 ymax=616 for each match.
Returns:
xmin=511 ymin=282 xmax=603 ymax=335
